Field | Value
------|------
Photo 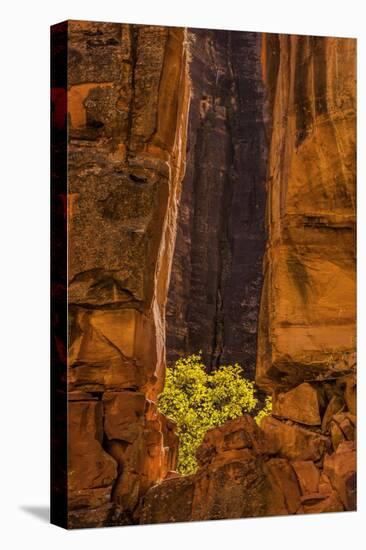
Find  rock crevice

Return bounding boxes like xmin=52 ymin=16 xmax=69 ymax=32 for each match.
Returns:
xmin=166 ymin=29 xmax=268 ymax=375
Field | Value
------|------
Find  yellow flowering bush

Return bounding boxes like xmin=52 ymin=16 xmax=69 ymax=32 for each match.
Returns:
xmin=159 ymin=353 xmax=270 ymax=475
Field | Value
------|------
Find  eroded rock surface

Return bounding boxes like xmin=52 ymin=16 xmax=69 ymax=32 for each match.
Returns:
xmin=166 ymin=29 xmax=268 ymax=374
xmin=140 ymin=33 xmax=356 ymax=525
xmin=60 ymin=24 xmax=356 ymax=528
xmin=141 ymin=374 xmax=356 ymax=523
xmin=66 ymin=20 xmax=190 ymax=528
xmin=257 ymin=34 xmax=356 ymax=391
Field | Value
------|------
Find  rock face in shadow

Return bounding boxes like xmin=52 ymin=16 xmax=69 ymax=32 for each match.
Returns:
xmin=166 ymin=29 xmax=268 ymax=375
xmin=66 ymin=20 xmax=190 ymax=528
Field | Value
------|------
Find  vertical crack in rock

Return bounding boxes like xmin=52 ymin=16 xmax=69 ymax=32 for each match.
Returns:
xmin=166 ymin=29 xmax=268 ymax=375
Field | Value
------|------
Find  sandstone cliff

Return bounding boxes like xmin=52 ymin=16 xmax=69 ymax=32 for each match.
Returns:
xmin=52 ymin=22 xmax=356 ymax=528
xmin=65 ymin=20 xmax=189 ymax=528
xmin=257 ymin=34 xmax=356 ymax=391
xmin=140 ymin=33 xmax=357 ymax=524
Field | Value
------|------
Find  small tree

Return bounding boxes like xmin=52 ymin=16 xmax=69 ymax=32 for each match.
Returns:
xmin=159 ymin=353 xmax=267 ymax=475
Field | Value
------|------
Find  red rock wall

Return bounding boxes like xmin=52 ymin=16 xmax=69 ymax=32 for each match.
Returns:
xmin=140 ymin=33 xmax=357 ymax=524
xmin=53 ymin=24 xmax=356 ymax=528
xmin=257 ymin=34 xmax=356 ymax=391
xmin=65 ymin=21 xmax=189 ymax=528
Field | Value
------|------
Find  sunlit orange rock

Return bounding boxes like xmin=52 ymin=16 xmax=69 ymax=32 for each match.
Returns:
xmin=323 ymin=441 xmax=356 ymax=510
xmin=196 ymin=415 xmax=268 ymax=467
xmin=272 ymin=383 xmax=321 ymax=426
xmin=291 ymin=460 xmax=320 ymax=495
xmin=261 ymin=416 xmax=330 ymax=461
xmin=257 ymin=35 xmax=356 ymax=392
xmin=66 ymin=20 xmax=190 ymax=526
xmin=67 ymin=400 xmax=118 ymax=523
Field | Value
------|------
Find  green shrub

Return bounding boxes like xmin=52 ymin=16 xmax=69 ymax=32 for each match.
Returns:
xmin=159 ymin=353 xmax=270 ymax=475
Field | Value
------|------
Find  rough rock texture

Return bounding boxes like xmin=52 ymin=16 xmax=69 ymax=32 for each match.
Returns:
xmin=140 ymin=416 xmax=273 ymax=523
xmin=59 ymin=24 xmax=356 ymax=528
xmin=141 ymin=375 xmax=356 ymax=523
xmin=257 ymin=34 xmax=356 ymax=391
xmin=140 ymin=33 xmax=357 ymax=525
xmin=66 ymin=20 xmax=190 ymax=528
xmin=272 ymin=382 xmax=321 ymax=425
xmin=166 ymin=29 xmax=268 ymax=374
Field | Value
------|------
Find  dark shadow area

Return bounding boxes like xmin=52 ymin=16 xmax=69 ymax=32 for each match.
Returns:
xmin=166 ymin=29 xmax=268 ymax=377
xmin=20 ymin=505 xmax=49 ymax=523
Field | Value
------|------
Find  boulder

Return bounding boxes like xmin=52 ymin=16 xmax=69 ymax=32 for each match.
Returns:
xmin=321 ymin=395 xmax=345 ymax=432
xmin=318 ymin=472 xmax=333 ymax=496
xmin=329 ymin=412 xmax=356 ymax=451
xmin=291 ymin=461 xmax=320 ymax=495
xmin=68 ymin=401 xmax=118 ymax=511
xmin=272 ymin=383 xmax=321 ymax=425
xmin=323 ymin=444 xmax=356 ymax=510
xmin=140 ymin=476 xmax=195 ymax=524
xmin=110 ymin=471 xmax=140 ymax=510
xmin=261 ymin=416 xmax=330 ymax=461
xmin=336 ymin=374 xmax=356 ymax=414
xmin=191 ymin=454 xmax=269 ymax=521
xmin=263 ymin=458 xmax=301 ymax=514
xmin=302 ymin=491 xmax=344 ymax=514
xmin=196 ymin=414 xmax=268 ymax=467
xmin=68 ymin=504 xmax=114 ymax=529
xmin=68 ymin=486 xmax=112 ymax=511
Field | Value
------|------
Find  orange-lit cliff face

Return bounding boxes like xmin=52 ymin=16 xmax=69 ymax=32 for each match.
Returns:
xmin=66 ymin=21 xmax=189 ymax=528
xmin=59 ymin=22 xmax=356 ymax=528
xmin=257 ymin=34 xmax=356 ymax=392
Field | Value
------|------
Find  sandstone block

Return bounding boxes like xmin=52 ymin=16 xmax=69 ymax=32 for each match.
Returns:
xmin=111 ymin=471 xmax=140 ymax=510
xmin=261 ymin=416 xmax=330 ymax=461
xmin=264 ymin=458 xmax=301 ymax=514
xmin=321 ymin=395 xmax=345 ymax=432
xmin=291 ymin=460 xmax=320 ymax=495
xmin=68 ymin=503 xmax=114 ymax=529
xmin=192 ymin=455 xmax=269 ymax=521
xmin=336 ymin=373 xmax=356 ymax=414
xmin=68 ymin=486 xmax=112 ymax=511
xmin=323 ymin=445 xmax=356 ymax=510
xmin=302 ymin=491 xmax=344 ymax=514
xmin=68 ymin=401 xmax=118 ymax=496
xmin=103 ymin=391 xmax=146 ymax=442
xmin=196 ymin=415 xmax=268 ymax=467
xmin=273 ymin=383 xmax=321 ymax=425
xmin=140 ymin=476 xmax=195 ymax=524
